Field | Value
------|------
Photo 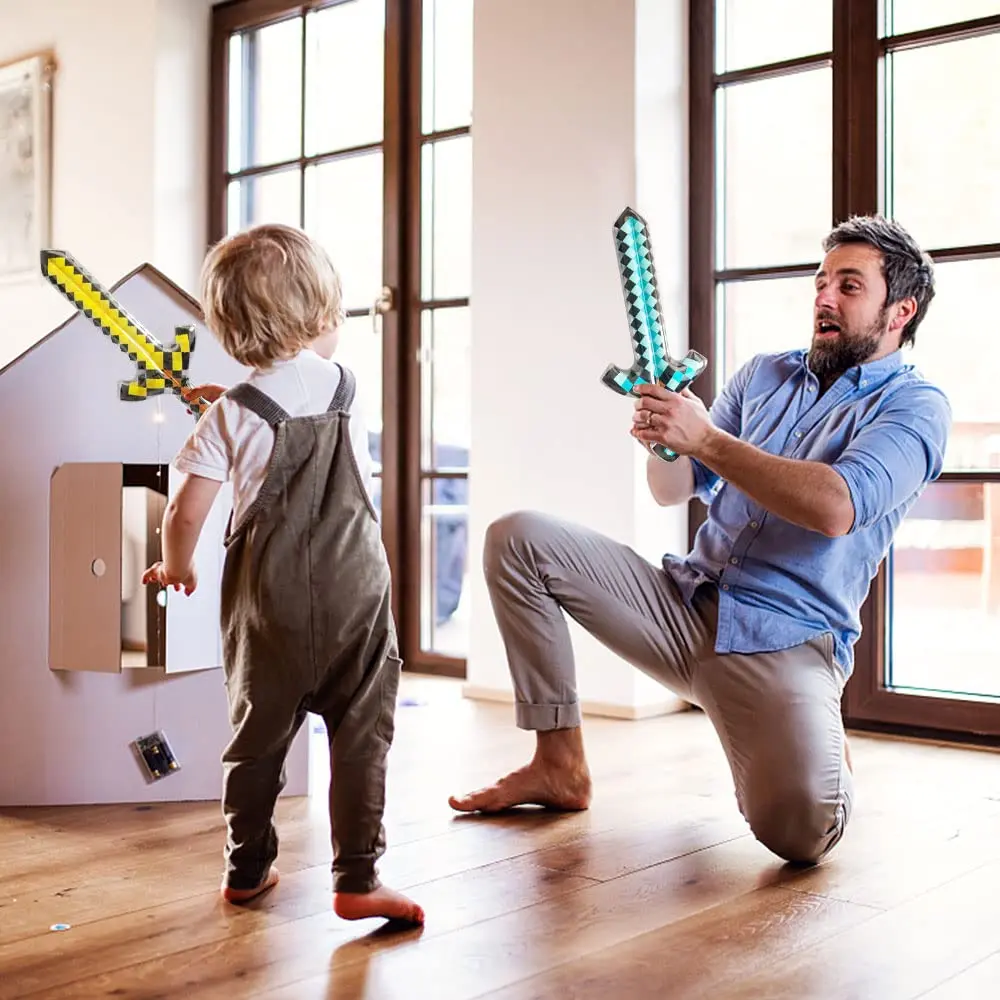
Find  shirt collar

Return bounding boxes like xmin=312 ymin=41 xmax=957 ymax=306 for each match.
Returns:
xmin=798 ymin=347 xmax=906 ymax=389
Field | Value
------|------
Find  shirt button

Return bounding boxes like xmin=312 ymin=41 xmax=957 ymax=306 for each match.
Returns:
xmin=722 ymin=584 xmax=730 ymax=591
xmin=729 ymin=556 xmax=739 ymax=565
xmin=860 ymin=379 xmax=867 ymax=387
xmin=807 ymin=385 xmax=815 ymax=392
xmin=750 ymin=521 xmax=758 ymax=529
xmin=795 ymin=430 xmax=804 ymax=438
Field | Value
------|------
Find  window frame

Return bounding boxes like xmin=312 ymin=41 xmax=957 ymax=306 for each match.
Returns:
xmin=689 ymin=0 xmax=1000 ymax=745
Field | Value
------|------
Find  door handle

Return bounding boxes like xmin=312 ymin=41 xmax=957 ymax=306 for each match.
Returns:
xmin=371 ymin=285 xmax=394 ymax=335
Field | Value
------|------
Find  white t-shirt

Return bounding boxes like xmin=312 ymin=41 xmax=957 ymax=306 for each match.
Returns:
xmin=173 ymin=348 xmax=374 ymax=527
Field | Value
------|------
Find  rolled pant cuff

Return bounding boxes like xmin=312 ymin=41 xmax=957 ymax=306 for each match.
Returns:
xmin=514 ymin=700 xmax=582 ymax=730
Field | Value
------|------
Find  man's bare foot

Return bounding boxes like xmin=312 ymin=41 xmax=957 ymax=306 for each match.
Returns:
xmin=221 ymin=865 xmax=279 ymax=903
xmin=334 ymin=886 xmax=425 ymax=924
xmin=448 ymin=728 xmax=592 ymax=813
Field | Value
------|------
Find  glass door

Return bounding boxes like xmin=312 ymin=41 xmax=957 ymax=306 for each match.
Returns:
xmin=411 ymin=0 xmax=473 ymax=674
xmin=845 ymin=4 xmax=1000 ymax=739
xmin=690 ymin=0 xmax=1000 ymax=742
xmin=210 ymin=0 xmax=474 ymax=678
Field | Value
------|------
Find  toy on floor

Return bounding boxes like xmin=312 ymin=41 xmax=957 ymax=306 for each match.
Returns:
xmin=131 ymin=730 xmax=181 ymax=782
xmin=601 ymin=206 xmax=707 ymax=462
xmin=40 ymin=249 xmax=209 ymax=418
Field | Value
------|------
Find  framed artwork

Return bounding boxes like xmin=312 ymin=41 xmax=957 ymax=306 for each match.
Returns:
xmin=0 ymin=52 xmax=55 ymax=282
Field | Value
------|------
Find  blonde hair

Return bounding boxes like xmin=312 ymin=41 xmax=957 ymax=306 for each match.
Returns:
xmin=199 ymin=223 xmax=345 ymax=368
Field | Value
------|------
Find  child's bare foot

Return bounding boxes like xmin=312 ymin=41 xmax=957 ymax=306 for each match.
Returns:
xmin=334 ymin=886 xmax=424 ymax=924
xmin=221 ymin=865 xmax=279 ymax=903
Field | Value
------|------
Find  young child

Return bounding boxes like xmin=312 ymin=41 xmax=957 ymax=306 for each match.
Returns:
xmin=141 ymin=223 xmax=423 ymax=925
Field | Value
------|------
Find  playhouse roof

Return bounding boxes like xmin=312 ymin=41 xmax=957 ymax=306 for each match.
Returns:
xmin=0 ymin=262 xmax=204 ymax=379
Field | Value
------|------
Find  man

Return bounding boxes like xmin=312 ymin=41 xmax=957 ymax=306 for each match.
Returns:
xmin=448 ymin=215 xmax=951 ymax=864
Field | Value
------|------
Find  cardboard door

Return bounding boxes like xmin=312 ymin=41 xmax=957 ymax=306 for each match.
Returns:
xmin=49 ymin=462 xmax=122 ymax=672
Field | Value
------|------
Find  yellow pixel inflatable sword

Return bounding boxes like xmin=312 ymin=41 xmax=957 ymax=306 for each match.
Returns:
xmin=40 ymin=250 xmax=209 ymax=418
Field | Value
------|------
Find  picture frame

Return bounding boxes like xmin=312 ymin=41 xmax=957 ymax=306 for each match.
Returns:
xmin=0 ymin=52 xmax=55 ymax=283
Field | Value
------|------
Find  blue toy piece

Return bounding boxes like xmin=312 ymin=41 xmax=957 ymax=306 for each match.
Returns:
xmin=602 ymin=206 xmax=707 ymax=461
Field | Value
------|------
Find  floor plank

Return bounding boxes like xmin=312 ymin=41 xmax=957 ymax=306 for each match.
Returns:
xmin=708 ymin=860 xmax=1000 ymax=1000
xmin=917 ymin=951 xmax=1000 ymax=999
xmin=1 ymin=674 xmax=998 ymax=1000
xmin=251 ymin=837 xmax=796 ymax=1000
xmin=477 ymin=884 xmax=881 ymax=1000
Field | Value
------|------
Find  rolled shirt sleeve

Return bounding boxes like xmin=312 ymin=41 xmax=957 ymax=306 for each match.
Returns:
xmin=690 ymin=356 xmax=759 ymax=504
xmin=831 ymin=385 xmax=952 ymax=532
xmin=173 ymin=401 xmax=232 ymax=482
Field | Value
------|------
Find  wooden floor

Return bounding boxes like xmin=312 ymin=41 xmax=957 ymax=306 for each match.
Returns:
xmin=3 ymin=675 xmax=1000 ymax=999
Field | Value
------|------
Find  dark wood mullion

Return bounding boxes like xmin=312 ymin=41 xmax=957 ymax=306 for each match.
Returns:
xmin=381 ymin=0 xmax=407 ymax=643
xmin=882 ymin=12 xmax=1000 ymax=53
xmin=208 ymin=10 xmax=230 ymax=244
xmin=421 ymin=124 xmax=471 ymax=144
xmin=213 ymin=0 xmax=303 ymax=36
xmin=414 ymin=652 xmax=465 ymax=679
xmin=688 ymin=0 xmax=715 ymax=393
xmin=419 ymin=470 xmax=468 ymax=479
xmin=401 ymin=0 xmax=426 ymax=673
xmin=714 ymin=51 xmax=832 ymax=88
xmin=929 ymin=243 xmax=1000 ymax=264
xmin=224 ymin=139 xmax=386 ymax=182
xmin=687 ymin=0 xmax=715 ymax=552
xmin=212 ymin=0 xmax=350 ymax=35
xmin=421 ymin=297 xmax=469 ymax=310
xmin=298 ymin=12 xmax=307 ymax=229
xmin=715 ymin=262 xmax=820 ymax=282
xmin=832 ymin=0 xmax=879 ymax=224
xmin=835 ymin=0 xmax=884 ymax=730
xmin=937 ymin=471 xmax=1000 ymax=483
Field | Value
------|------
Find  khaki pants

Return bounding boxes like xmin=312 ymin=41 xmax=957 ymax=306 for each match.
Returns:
xmin=484 ymin=510 xmax=854 ymax=864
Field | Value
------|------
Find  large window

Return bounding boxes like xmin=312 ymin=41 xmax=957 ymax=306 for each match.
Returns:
xmin=210 ymin=0 xmax=472 ymax=677
xmin=690 ymin=0 xmax=1000 ymax=741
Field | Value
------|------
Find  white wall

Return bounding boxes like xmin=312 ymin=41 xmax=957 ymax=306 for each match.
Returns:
xmin=466 ymin=0 xmax=691 ymax=717
xmin=0 ymin=0 xmax=211 ymax=370
xmin=153 ymin=0 xmax=212 ymax=289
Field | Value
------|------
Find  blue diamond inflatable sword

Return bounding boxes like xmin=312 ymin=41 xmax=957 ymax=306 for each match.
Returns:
xmin=602 ymin=206 xmax=707 ymax=462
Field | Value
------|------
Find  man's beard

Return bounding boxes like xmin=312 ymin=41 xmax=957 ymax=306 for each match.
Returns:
xmin=808 ymin=307 xmax=886 ymax=384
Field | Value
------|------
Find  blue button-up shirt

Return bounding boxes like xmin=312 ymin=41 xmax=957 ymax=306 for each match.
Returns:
xmin=663 ymin=348 xmax=952 ymax=677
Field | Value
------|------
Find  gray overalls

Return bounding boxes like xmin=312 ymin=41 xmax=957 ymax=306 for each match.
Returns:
xmin=217 ymin=364 xmax=400 ymax=895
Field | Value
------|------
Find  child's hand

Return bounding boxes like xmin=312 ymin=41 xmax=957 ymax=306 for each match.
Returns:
xmin=182 ymin=383 xmax=227 ymax=406
xmin=142 ymin=561 xmax=198 ymax=596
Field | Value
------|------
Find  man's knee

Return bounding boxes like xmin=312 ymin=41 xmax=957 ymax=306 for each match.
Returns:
xmin=483 ymin=510 xmax=550 ymax=579
xmin=744 ymin=788 xmax=849 ymax=865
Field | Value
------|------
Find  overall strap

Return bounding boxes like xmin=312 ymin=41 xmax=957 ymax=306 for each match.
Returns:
xmin=223 ymin=384 xmax=292 ymax=427
xmin=327 ymin=363 xmax=356 ymax=413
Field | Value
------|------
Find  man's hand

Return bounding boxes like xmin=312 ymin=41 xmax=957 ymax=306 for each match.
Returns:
xmin=142 ymin=560 xmax=198 ymax=596
xmin=631 ymin=384 xmax=717 ymax=457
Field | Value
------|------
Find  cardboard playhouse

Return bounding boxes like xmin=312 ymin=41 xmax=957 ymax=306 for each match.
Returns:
xmin=0 ymin=255 xmax=310 ymax=806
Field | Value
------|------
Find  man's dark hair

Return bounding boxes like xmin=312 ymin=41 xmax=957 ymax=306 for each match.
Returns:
xmin=822 ymin=215 xmax=935 ymax=347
